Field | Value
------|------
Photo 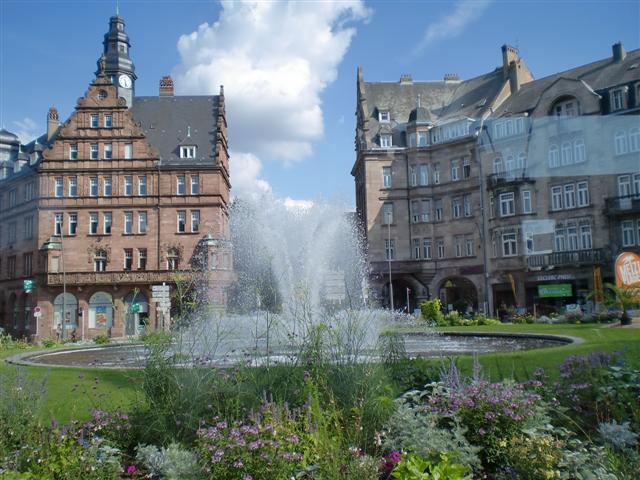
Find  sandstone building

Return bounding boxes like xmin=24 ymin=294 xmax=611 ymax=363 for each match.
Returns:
xmin=0 ymin=15 xmax=234 ymax=339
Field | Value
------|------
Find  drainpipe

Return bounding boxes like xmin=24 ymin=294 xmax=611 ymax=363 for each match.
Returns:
xmin=156 ymin=162 xmax=161 ymax=270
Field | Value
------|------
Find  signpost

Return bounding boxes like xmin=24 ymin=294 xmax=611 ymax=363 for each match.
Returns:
xmin=33 ymin=306 xmax=42 ymax=318
xmin=151 ymin=284 xmax=171 ymax=330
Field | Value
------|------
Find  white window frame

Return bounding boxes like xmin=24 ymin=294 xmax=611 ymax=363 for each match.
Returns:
xmin=622 ymin=220 xmax=635 ymax=247
xmin=411 ymin=200 xmax=420 ymax=223
xmin=138 ymin=211 xmax=147 ymax=234
xmin=463 ymin=194 xmax=472 ymax=217
xmin=177 ymin=211 xmax=186 ymax=233
xmin=413 ymin=238 xmax=420 ymax=259
xmin=611 ymin=88 xmax=625 ymax=111
xmin=190 ymin=175 xmax=199 ymax=195
xmin=380 ymin=134 xmax=392 ymax=148
xmin=90 ymin=143 xmax=98 ymax=160
xmin=577 ymin=182 xmax=589 ymax=207
xmin=567 ymin=225 xmax=579 ymax=251
xmin=437 ymin=240 xmax=445 ymax=259
xmin=124 ymin=176 xmax=133 ymax=196
xmin=103 ymin=176 xmax=112 ymax=197
xmin=522 ymin=190 xmax=532 ymax=214
xmin=124 ymin=249 xmax=133 ymax=271
xmin=499 ymin=192 xmax=515 ymax=217
xmin=502 ymin=232 xmax=518 ymax=257
xmin=378 ymin=111 xmax=390 ymax=123
xmin=180 ymin=146 xmax=197 ymax=159
xmin=104 ymin=143 xmax=112 ymax=160
xmin=177 ymin=176 xmax=186 ymax=195
xmin=574 ymin=138 xmax=586 ymax=163
xmin=54 ymin=177 xmax=63 ymax=198
xmin=90 ymin=114 xmax=99 ymax=128
xmin=465 ymin=238 xmax=474 ymax=257
xmin=69 ymin=144 xmax=78 ymax=160
xmin=89 ymin=213 xmax=98 ymax=234
xmin=561 ymin=142 xmax=572 ymax=166
xmin=419 ymin=164 xmax=428 ymax=185
xmin=103 ymin=212 xmax=112 ymax=234
xmin=580 ymin=225 xmax=592 ymax=250
xmin=452 ymin=197 xmax=462 ymax=219
xmin=382 ymin=167 xmax=392 ymax=188
xmin=104 ymin=114 xmax=113 ymax=128
xmin=138 ymin=249 xmax=147 ymax=270
xmin=451 ymin=160 xmax=460 ymax=181
xmin=434 ymin=199 xmax=443 ymax=221
xmin=564 ymin=184 xmax=576 ymax=209
xmin=68 ymin=213 xmax=77 ymax=235
xmin=54 ymin=213 xmax=63 ymax=236
xmin=421 ymin=199 xmax=431 ymax=222
xmin=382 ymin=202 xmax=393 ymax=224
xmin=629 ymin=127 xmax=640 ymax=152
xmin=409 ymin=166 xmax=417 ymax=187
xmin=423 ymin=239 xmax=432 ymax=259
xmin=548 ymin=144 xmax=559 ymax=168
xmin=68 ymin=177 xmax=77 ymax=197
xmin=385 ymin=239 xmax=395 ymax=260
xmin=191 ymin=210 xmax=200 ymax=232
xmin=138 ymin=176 xmax=147 ymax=196
xmin=124 ymin=143 xmax=133 ymax=160
xmin=614 ymin=131 xmax=628 ymax=155
xmin=551 ymin=186 xmax=563 ymax=211
xmin=89 ymin=177 xmax=98 ymax=197
xmin=124 ymin=212 xmax=133 ymax=234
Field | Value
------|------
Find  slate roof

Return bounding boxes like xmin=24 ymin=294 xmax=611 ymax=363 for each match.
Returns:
xmin=494 ymin=48 xmax=640 ymax=116
xmin=131 ymin=95 xmax=219 ymax=167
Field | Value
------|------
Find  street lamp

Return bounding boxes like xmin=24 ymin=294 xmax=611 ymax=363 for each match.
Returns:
xmin=475 ymin=118 xmax=491 ymax=315
xmin=386 ymin=211 xmax=394 ymax=311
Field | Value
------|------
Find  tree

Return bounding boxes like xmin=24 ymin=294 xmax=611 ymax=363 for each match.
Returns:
xmin=591 ymin=283 xmax=639 ymax=326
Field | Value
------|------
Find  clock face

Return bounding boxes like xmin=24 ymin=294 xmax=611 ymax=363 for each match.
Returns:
xmin=118 ymin=74 xmax=132 ymax=89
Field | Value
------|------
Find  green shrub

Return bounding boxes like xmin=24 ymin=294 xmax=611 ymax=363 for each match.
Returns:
xmin=497 ymin=432 xmax=565 ymax=480
xmin=136 ymin=443 xmax=200 ymax=480
xmin=40 ymin=337 xmax=58 ymax=348
xmin=420 ymin=299 xmax=443 ymax=324
xmin=511 ymin=313 xmax=534 ymax=324
xmin=473 ymin=314 xmax=500 ymax=326
xmin=390 ymin=452 xmax=472 ymax=480
xmin=93 ymin=334 xmax=111 ymax=345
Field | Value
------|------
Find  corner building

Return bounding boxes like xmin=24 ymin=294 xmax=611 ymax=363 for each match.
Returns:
xmin=0 ymin=16 xmax=234 ymax=339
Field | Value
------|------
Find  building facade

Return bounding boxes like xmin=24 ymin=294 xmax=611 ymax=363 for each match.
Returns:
xmin=354 ymin=43 xmax=639 ymax=316
xmin=0 ymin=15 xmax=234 ymax=340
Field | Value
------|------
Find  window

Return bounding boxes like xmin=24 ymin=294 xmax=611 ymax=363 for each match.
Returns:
xmin=622 ymin=221 xmax=635 ymax=246
xmin=103 ymin=176 xmax=112 ymax=196
xmin=574 ymin=139 xmax=586 ymax=163
xmin=554 ymin=99 xmax=578 ymax=117
xmin=421 ymin=199 xmax=431 ymax=222
xmin=462 ymin=157 xmax=471 ymax=179
xmin=567 ymin=225 xmax=579 ymax=250
xmin=452 ymin=197 xmax=462 ymax=218
xmin=177 ymin=211 xmax=186 ymax=233
xmin=69 ymin=144 xmax=78 ymax=160
xmin=629 ymin=127 xmax=640 ymax=152
xmin=463 ymin=195 xmax=472 ymax=217
xmin=618 ymin=175 xmax=631 ymax=196
xmin=23 ymin=253 xmax=32 ymax=277
xmin=25 ymin=182 xmax=36 ymax=201
xmin=418 ymin=132 xmax=428 ymax=147
xmin=522 ymin=190 xmax=532 ymax=214
xmin=408 ymin=133 xmax=417 ymax=148
xmin=89 ymin=213 xmax=98 ymax=234
xmin=138 ymin=212 xmax=147 ymax=234
xmin=94 ymin=250 xmax=107 ymax=272
xmin=385 ymin=239 xmax=395 ymax=260
xmin=551 ymin=186 xmax=563 ymax=211
xmin=90 ymin=143 xmax=98 ymax=160
xmin=191 ymin=210 xmax=200 ymax=232
xmin=379 ymin=111 xmax=390 ymax=123
xmin=382 ymin=202 xmax=393 ymax=224
xmin=124 ymin=249 xmax=133 ymax=271
xmin=177 ymin=176 xmax=186 ymax=195
xmin=423 ymin=239 xmax=432 ymax=259
xmin=123 ymin=143 xmax=133 ymax=160
xmin=561 ymin=142 xmax=572 ymax=165
xmin=580 ymin=225 xmax=592 ymax=249
xmin=634 ymin=173 xmax=640 ymax=198
xmin=411 ymin=200 xmax=420 ymax=223
xmin=502 ymin=233 xmax=517 ymax=257
xmin=489 ymin=194 xmax=495 ymax=218
xmin=54 ymin=213 xmax=63 ymax=236
xmin=437 ymin=239 xmax=445 ymax=259
xmin=451 ymin=160 xmax=460 ymax=181
xmin=409 ymin=166 xmax=417 ymax=187
xmin=564 ymin=184 xmax=576 ymax=209
xmin=614 ymin=131 xmax=628 ymax=155
xmin=516 ymin=152 xmax=526 ymax=172
xmin=69 ymin=176 xmax=77 ymax=197
xmin=8 ymin=256 xmax=16 ymax=279
xmin=555 ymin=227 xmax=566 ymax=251
xmin=433 ymin=163 xmax=440 ymax=184
xmin=68 ymin=213 xmax=77 ymax=235
xmin=24 ymin=216 xmax=33 ymax=239
xmin=90 ymin=177 xmax=98 ymax=197
xmin=55 ymin=177 xmax=63 ymax=197
xmin=499 ymin=192 xmax=515 ymax=217
xmin=167 ymin=248 xmax=180 ymax=270
xmin=8 ymin=222 xmax=16 ymax=244
xmin=434 ymin=199 xmax=443 ymax=221
xmin=577 ymin=182 xmax=589 ymax=207
xmin=124 ymin=212 xmax=133 ymax=234
xmin=505 ymin=155 xmax=515 ymax=177
xmin=380 ymin=134 xmax=392 ymax=148
xmin=548 ymin=144 xmax=559 ymax=168
xmin=382 ymin=167 xmax=392 ymax=188
xmin=104 ymin=114 xmax=112 ymax=128
xmin=138 ymin=248 xmax=147 ymax=270
xmin=180 ymin=146 xmax=197 ymax=159
xmin=138 ymin=176 xmax=147 ymax=196
xmin=413 ymin=238 xmax=421 ymax=259
xmin=124 ymin=176 xmax=133 ymax=196
xmin=465 ymin=238 xmax=474 ymax=257
xmin=91 ymin=114 xmax=99 ymax=128
xmin=190 ymin=175 xmax=199 ymax=195
xmin=104 ymin=143 xmax=112 ymax=160
xmin=103 ymin=212 xmax=112 ymax=234
xmin=455 ymin=237 xmax=463 ymax=257
xmin=493 ymin=157 xmax=503 ymax=174
xmin=419 ymin=164 xmax=428 ymax=185
xmin=525 ymin=231 xmax=534 ymax=254
xmin=611 ymin=89 xmax=625 ymax=111
xmin=9 ymin=189 xmax=16 ymax=207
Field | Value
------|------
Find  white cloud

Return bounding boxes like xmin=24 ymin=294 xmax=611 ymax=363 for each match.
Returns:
xmin=283 ymin=197 xmax=314 ymax=211
xmin=172 ymin=0 xmax=370 ymax=199
xmin=414 ymin=0 xmax=492 ymax=55
xmin=12 ymin=117 xmax=40 ymax=143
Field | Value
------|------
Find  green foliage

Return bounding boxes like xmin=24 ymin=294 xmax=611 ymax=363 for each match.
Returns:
xmin=93 ymin=334 xmax=111 ymax=345
xmin=0 ymin=335 xmax=29 ymax=351
xmin=511 ymin=313 xmax=535 ymax=324
xmin=136 ymin=442 xmax=201 ymax=480
xmin=498 ymin=431 xmax=565 ymax=480
xmin=420 ymin=299 xmax=443 ymax=323
xmin=390 ymin=453 xmax=471 ymax=480
xmin=40 ymin=337 xmax=58 ymax=348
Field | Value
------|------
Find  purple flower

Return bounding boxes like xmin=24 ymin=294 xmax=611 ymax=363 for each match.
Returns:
xmin=126 ymin=465 xmax=137 ymax=475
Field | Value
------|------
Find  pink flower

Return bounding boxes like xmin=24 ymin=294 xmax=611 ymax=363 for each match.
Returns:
xmin=126 ymin=465 xmax=137 ymax=475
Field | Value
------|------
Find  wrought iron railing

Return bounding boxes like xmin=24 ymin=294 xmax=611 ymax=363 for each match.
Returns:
xmin=526 ymin=248 xmax=606 ymax=268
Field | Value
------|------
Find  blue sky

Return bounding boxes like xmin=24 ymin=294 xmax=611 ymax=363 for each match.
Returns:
xmin=1 ymin=0 xmax=638 ymax=206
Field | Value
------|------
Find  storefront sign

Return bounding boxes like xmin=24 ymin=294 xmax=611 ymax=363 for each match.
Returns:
xmin=615 ymin=252 xmax=640 ymax=288
xmin=534 ymin=274 xmax=575 ymax=282
xmin=538 ymin=284 xmax=572 ymax=298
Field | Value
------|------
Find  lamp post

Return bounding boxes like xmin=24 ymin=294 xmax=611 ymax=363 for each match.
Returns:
xmin=387 ymin=211 xmax=394 ymax=311
xmin=475 ymin=118 xmax=491 ymax=315
xmin=60 ymin=216 xmax=67 ymax=341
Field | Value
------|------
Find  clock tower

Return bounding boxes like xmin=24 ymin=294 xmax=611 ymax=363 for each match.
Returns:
xmin=96 ymin=15 xmax=137 ymax=107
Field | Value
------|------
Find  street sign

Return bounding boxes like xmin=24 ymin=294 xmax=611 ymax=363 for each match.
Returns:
xmin=23 ymin=279 xmax=35 ymax=292
xmin=33 ymin=306 xmax=42 ymax=318
xmin=151 ymin=292 xmax=170 ymax=299
xmin=152 ymin=284 xmax=170 ymax=292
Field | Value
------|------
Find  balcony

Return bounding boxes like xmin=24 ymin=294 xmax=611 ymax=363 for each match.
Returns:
xmin=487 ymin=170 xmax=532 ymax=189
xmin=605 ymin=195 xmax=640 ymax=216
xmin=526 ymin=248 xmax=607 ymax=269
xmin=42 ymin=270 xmax=185 ymax=286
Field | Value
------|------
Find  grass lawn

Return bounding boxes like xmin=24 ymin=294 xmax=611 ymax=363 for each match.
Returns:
xmin=1 ymin=323 xmax=638 ymax=424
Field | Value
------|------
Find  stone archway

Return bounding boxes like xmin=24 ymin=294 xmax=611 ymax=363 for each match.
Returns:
xmin=438 ymin=277 xmax=478 ymax=313
xmin=383 ymin=276 xmax=423 ymax=313
xmin=53 ymin=293 xmax=78 ymax=336
xmin=123 ymin=290 xmax=149 ymax=336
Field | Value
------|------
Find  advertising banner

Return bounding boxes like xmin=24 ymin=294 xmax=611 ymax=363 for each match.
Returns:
xmin=538 ymin=284 xmax=572 ymax=298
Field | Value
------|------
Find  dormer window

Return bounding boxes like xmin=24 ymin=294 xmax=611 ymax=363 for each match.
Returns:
xmin=553 ymin=98 xmax=579 ymax=117
xmin=378 ymin=111 xmax=390 ymax=123
xmin=180 ymin=146 xmax=197 ymax=158
xmin=380 ymin=134 xmax=392 ymax=148
xmin=611 ymin=88 xmax=625 ymax=111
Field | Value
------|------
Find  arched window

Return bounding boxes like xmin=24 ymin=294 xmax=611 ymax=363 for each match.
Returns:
xmin=516 ymin=152 xmax=527 ymax=173
xmin=561 ymin=142 xmax=572 ymax=165
xmin=53 ymin=293 xmax=77 ymax=329
xmin=167 ymin=248 xmax=180 ymax=271
xmin=614 ymin=131 xmax=628 ymax=155
xmin=89 ymin=292 xmax=113 ymax=329
xmin=493 ymin=157 xmax=503 ymax=174
xmin=573 ymin=138 xmax=586 ymax=163
xmin=548 ymin=144 xmax=559 ymax=168
xmin=628 ymin=127 xmax=640 ymax=152
xmin=552 ymin=97 xmax=579 ymax=117
xmin=94 ymin=250 xmax=107 ymax=272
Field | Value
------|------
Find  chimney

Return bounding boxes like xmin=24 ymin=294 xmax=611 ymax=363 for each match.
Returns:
xmin=508 ymin=61 xmax=520 ymax=93
xmin=502 ymin=44 xmax=519 ymax=79
xmin=612 ymin=42 xmax=626 ymax=62
xmin=399 ymin=74 xmax=413 ymax=84
xmin=444 ymin=73 xmax=460 ymax=82
xmin=159 ymin=75 xmax=174 ymax=96
xmin=47 ymin=107 xmax=59 ymax=141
